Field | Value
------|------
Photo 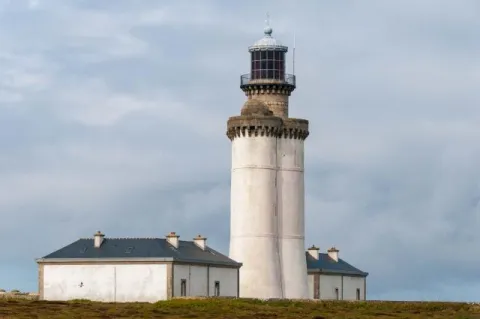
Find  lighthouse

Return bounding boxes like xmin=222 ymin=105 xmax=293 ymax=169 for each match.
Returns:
xmin=227 ymin=19 xmax=309 ymax=299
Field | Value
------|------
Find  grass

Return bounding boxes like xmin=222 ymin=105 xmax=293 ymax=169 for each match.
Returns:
xmin=0 ymin=298 xmax=480 ymax=319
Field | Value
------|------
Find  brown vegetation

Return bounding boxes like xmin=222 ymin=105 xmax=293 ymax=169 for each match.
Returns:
xmin=0 ymin=298 xmax=479 ymax=319
xmin=0 ymin=292 xmax=39 ymax=301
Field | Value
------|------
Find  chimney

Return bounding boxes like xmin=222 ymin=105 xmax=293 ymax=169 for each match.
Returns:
xmin=93 ymin=231 xmax=105 ymax=248
xmin=307 ymin=245 xmax=320 ymax=260
xmin=166 ymin=232 xmax=180 ymax=248
xmin=193 ymin=234 xmax=207 ymax=250
xmin=328 ymin=247 xmax=339 ymax=262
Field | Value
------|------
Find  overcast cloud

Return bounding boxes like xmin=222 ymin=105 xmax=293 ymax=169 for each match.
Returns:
xmin=0 ymin=0 xmax=479 ymax=301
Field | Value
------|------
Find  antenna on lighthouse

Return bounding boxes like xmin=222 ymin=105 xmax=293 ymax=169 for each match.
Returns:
xmin=293 ymin=31 xmax=296 ymax=75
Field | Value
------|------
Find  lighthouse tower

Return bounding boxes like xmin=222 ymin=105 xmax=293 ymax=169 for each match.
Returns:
xmin=227 ymin=20 xmax=309 ymax=299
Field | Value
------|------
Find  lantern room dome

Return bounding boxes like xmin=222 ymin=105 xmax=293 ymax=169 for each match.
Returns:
xmin=249 ymin=23 xmax=288 ymax=52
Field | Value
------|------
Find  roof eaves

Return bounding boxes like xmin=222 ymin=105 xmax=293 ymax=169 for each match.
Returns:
xmin=307 ymin=268 xmax=368 ymax=277
xmin=173 ymin=257 xmax=242 ymax=268
xmin=36 ymin=257 xmax=242 ymax=268
xmin=36 ymin=257 xmax=175 ymax=263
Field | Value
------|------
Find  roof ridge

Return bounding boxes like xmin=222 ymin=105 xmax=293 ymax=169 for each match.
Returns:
xmin=79 ymin=237 xmax=163 ymax=240
xmin=78 ymin=238 xmax=204 ymax=241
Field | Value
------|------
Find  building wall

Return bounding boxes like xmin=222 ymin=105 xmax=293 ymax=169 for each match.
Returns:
xmin=229 ymin=136 xmax=283 ymax=299
xmin=307 ymin=274 xmax=314 ymax=299
xmin=319 ymin=274 xmax=343 ymax=300
xmin=173 ymin=264 xmax=238 ymax=297
xmin=308 ymin=273 xmax=367 ymax=300
xmin=342 ymin=276 xmax=366 ymax=301
xmin=277 ymin=137 xmax=308 ymax=299
xmin=42 ymin=264 xmax=167 ymax=302
xmin=173 ymin=265 xmax=208 ymax=297
xmin=209 ymin=267 xmax=238 ymax=297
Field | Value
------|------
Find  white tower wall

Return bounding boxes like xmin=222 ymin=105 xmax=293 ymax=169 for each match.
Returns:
xmin=229 ymin=135 xmax=283 ymax=299
xmin=277 ymin=137 xmax=309 ymax=299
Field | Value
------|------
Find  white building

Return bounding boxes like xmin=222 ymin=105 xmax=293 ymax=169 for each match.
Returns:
xmin=306 ymin=246 xmax=368 ymax=300
xmin=36 ymin=231 xmax=241 ymax=302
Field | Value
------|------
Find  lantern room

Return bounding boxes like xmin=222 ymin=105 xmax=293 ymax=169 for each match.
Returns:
xmin=240 ymin=22 xmax=295 ymax=88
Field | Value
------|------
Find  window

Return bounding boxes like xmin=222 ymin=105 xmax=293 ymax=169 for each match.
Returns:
xmin=250 ymin=49 xmax=285 ymax=81
xmin=180 ymin=279 xmax=187 ymax=297
xmin=335 ymin=288 xmax=339 ymax=300
xmin=356 ymin=288 xmax=361 ymax=300
xmin=214 ymin=281 xmax=220 ymax=297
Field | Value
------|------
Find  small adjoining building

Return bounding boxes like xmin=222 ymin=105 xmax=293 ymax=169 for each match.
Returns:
xmin=36 ymin=231 xmax=242 ymax=302
xmin=306 ymin=246 xmax=368 ymax=300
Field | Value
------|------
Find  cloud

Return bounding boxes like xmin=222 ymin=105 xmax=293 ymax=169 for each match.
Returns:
xmin=0 ymin=0 xmax=478 ymax=301
xmin=0 ymin=52 xmax=53 ymax=104
xmin=28 ymin=0 xmax=39 ymax=9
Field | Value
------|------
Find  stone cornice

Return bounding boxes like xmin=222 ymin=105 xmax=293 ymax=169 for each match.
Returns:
xmin=226 ymin=116 xmax=309 ymax=141
xmin=227 ymin=116 xmax=282 ymax=140
xmin=241 ymin=83 xmax=295 ymax=96
xmin=282 ymin=118 xmax=309 ymax=140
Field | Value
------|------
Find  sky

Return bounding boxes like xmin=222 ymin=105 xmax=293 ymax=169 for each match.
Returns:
xmin=0 ymin=0 xmax=479 ymax=301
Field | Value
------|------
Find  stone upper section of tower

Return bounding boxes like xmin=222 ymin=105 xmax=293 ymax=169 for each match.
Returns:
xmin=227 ymin=98 xmax=309 ymax=141
xmin=241 ymin=99 xmax=273 ymax=117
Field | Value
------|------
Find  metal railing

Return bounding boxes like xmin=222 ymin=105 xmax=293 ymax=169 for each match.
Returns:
xmin=240 ymin=73 xmax=296 ymax=87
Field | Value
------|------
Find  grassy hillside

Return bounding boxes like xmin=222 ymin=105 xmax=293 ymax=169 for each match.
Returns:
xmin=0 ymin=298 xmax=479 ymax=319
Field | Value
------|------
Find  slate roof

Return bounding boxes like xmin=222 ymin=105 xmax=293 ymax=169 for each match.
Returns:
xmin=38 ymin=238 xmax=241 ymax=267
xmin=38 ymin=238 xmax=366 ymax=275
xmin=306 ymin=253 xmax=368 ymax=277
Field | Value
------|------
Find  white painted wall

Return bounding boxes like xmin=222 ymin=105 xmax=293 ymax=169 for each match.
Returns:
xmin=173 ymin=265 xmax=208 ymax=297
xmin=277 ymin=137 xmax=308 ymax=299
xmin=319 ymin=274 xmax=342 ymax=300
xmin=307 ymin=274 xmax=314 ymax=299
xmin=209 ymin=267 xmax=238 ymax=297
xmin=43 ymin=264 xmax=167 ymax=302
xmin=229 ymin=136 xmax=283 ymax=299
xmin=308 ymin=274 xmax=366 ymax=300
xmin=173 ymin=264 xmax=238 ymax=297
xmin=343 ymin=276 xmax=366 ymax=301
xmin=229 ymin=128 xmax=309 ymax=299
